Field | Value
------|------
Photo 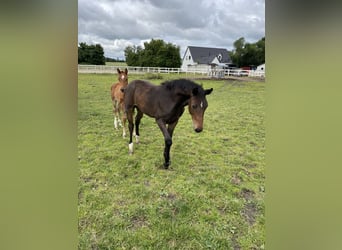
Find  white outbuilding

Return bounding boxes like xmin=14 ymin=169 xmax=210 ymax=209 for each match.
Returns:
xmin=181 ymin=46 xmax=233 ymax=73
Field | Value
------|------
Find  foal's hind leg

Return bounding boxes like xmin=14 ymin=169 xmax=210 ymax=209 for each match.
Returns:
xmin=134 ymin=109 xmax=143 ymax=144
xmin=120 ymin=102 xmax=126 ymax=138
xmin=117 ymin=106 xmax=123 ymax=127
xmin=126 ymin=109 xmax=134 ymax=154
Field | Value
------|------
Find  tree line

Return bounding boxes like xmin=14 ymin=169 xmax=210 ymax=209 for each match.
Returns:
xmin=78 ymin=42 xmax=105 ymax=65
xmin=78 ymin=37 xmax=265 ymax=68
xmin=229 ymin=37 xmax=265 ymax=68
xmin=105 ymin=57 xmax=125 ymax=63
xmin=124 ymin=39 xmax=181 ymax=68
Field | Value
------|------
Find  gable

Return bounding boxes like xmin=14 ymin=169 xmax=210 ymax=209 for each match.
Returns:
xmin=211 ymin=56 xmax=221 ymax=65
xmin=181 ymin=47 xmax=195 ymax=69
xmin=186 ymin=46 xmax=232 ymax=65
xmin=182 ymin=47 xmax=193 ymax=62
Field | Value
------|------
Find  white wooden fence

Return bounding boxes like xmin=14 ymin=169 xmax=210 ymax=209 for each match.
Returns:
xmin=78 ymin=65 xmax=182 ymax=74
xmin=78 ymin=65 xmax=265 ymax=78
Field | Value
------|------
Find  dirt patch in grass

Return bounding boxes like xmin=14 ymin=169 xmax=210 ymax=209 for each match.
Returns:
xmin=130 ymin=215 xmax=149 ymax=230
xmin=232 ymin=239 xmax=241 ymax=250
xmin=165 ymin=192 xmax=177 ymax=201
xmin=240 ymin=188 xmax=255 ymax=200
xmin=231 ymin=174 xmax=242 ymax=185
xmin=245 ymin=163 xmax=257 ymax=168
xmin=242 ymin=202 xmax=257 ymax=226
xmin=240 ymin=188 xmax=258 ymax=225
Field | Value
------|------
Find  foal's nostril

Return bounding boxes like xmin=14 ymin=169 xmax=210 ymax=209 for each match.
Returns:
xmin=195 ymin=128 xmax=202 ymax=133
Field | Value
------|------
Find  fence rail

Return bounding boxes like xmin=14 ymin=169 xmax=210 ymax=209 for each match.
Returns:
xmin=78 ymin=65 xmax=265 ymax=78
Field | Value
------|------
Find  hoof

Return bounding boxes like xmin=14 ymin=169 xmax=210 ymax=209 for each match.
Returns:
xmin=164 ymin=161 xmax=170 ymax=169
xmin=128 ymin=143 xmax=134 ymax=155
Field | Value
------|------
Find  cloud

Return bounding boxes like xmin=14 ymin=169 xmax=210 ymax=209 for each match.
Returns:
xmin=78 ymin=0 xmax=265 ymax=59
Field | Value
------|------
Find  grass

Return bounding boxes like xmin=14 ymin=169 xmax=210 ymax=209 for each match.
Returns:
xmin=105 ymin=61 xmax=128 ymax=67
xmin=78 ymin=73 xmax=265 ymax=249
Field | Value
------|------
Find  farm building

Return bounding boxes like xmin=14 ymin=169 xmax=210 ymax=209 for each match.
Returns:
xmin=256 ymin=63 xmax=265 ymax=71
xmin=181 ymin=46 xmax=233 ymax=73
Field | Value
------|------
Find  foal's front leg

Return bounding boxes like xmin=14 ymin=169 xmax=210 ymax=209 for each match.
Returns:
xmin=113 ymin=100 xmax=119 ymax=129
xmin=156 ymin=119 xmax=173 ymax=169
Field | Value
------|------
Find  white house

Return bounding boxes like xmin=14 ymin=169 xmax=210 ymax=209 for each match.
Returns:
xmin=181 ymin=46 xmax=233 ymax=73
xmin=249 ymin=63 xmax=265 ymax=77
xmin=256 ymin=63 xmax=265 ymax=71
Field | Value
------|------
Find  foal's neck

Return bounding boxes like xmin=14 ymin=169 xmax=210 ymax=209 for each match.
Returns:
xmin=119 ymin=80 xmax=128 ymax=86
xmin=173 ymin=90 xmax=191 ymax=108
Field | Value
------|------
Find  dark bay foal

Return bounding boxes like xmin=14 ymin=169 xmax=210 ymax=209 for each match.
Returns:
xmin=123 ymin=78 xmax=213 ymax=168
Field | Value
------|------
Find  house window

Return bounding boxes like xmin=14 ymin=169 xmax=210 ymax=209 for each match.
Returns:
xmin=188 ymin=55 xmax=191 ymax=60
xmin=218 ymin=54 xmax=222 ymax=61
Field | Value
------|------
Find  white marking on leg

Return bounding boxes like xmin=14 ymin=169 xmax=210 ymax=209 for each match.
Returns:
xmin=200 ymin=101 xmax=203 ymax=108
xmin=135 ymin=135 xmax=139 ymax=144
xmin=114 ymin=117 xmax=118 ymax=129
xmin=122 ymin=128 xmax=126 ymax=138
xmin=128 ymin=143 xmax=134 ymax=154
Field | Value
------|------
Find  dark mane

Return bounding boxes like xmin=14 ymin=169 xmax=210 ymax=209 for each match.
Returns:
xmin=161 ymin=79 xmax=203 ymax=93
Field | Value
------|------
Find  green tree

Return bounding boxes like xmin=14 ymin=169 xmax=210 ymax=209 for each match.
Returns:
xmin=229 ymin=37 xmax=265 ymax=68
xmin=78 ymin=42 xmax=88 ymax=64
xmin=124 ymin=45 xmax=142 ymax=66
xmin=78 ymin=43 xmax=105 ymax=65
xmin=124 ymin=39 xmax=181 ymax=68
xmin=255 ymin=37 xmax=265 ymax=64
xmin=229 ymin=37 xmax=245 ymax=67
xmin=92 ymin=44 xmax=105 ymax=65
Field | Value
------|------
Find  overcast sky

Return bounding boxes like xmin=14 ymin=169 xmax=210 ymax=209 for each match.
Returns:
xmin=78 ymin=0 xmax=265 ymax=60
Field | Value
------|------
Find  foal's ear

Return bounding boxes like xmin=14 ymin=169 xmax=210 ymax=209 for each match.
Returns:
xmin=205 ymin=88 xmax=213 ymax=95
xmin=117 ymin=68 xmax=121 ymax=74
xmin=125 ymin=68 xmax=128 ymax=74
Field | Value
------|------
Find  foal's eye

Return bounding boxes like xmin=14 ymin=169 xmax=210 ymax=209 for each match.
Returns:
xmin=192 ymin=104 xmax=198 ymax=109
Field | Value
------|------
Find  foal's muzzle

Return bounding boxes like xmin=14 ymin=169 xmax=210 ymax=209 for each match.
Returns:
xmin=194 ymin=127 xmax=203 ymax=133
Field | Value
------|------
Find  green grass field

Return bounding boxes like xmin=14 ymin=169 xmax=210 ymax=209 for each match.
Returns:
xmin=78 ymin=73 xmax=265 ymax=249
xmin=105 ymin=61 xmax=128 ymax=67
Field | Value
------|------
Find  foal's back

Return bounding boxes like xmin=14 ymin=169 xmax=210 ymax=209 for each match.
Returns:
xmin=124 ymin=79 xmax=187 ymax=120
xmin=124 ymin=80 xmax=161 ymax=116
xmin=125 ymin=80 xmax=159 ymax=102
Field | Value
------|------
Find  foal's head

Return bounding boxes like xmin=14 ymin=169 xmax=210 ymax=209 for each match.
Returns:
xmin=188 ymin=86 xmax=213 ymax=133
xmin=117 ymin=68 xmax=128 ymax=85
